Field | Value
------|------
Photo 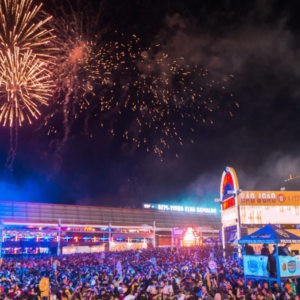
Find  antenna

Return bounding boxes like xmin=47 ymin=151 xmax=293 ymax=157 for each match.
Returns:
xmin=284 ymin=174 xmax=300 ymax=182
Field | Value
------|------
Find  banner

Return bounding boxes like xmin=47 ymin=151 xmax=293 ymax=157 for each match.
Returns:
xmin=244 ymin=255 xmax=268 ymax=277
xmin=116 ymin=261 xmax=122 ymax=276
xmin=238 ymin=191 xmax=300 ymax=206
xmin=209 ymin=261 xmax=217 ymax=270
xmin=143 ymin=203 xmax=217 ymax=214
xmin=279 ymin=256 xmax=300 ymax=277
xmin=39 ymin=277 xmax=50 ymax=298
xmin=221 ymin=207 xmax=237 ymax=228
xmin=225 ymin=230 xmax=238 ymax=243
xmin=240 ymin=206 xmax=300 ymax=225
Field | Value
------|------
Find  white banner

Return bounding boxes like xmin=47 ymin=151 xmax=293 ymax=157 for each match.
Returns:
xmin=240 ymin=206 xmax=300 ymax=225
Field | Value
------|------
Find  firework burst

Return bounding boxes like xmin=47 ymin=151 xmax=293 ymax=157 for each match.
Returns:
xmin=0 ymin=47 xmax=53 ymax=127
xmin=94 ymin=35 xmax=237 ymax=159
xmin=0 ymin=0 xmax=53 ymax=57
xmin=45 ymin=0 xmax=115 ymax=144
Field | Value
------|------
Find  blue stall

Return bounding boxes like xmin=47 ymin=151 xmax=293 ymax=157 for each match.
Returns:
xmin=238 ymin=224 xmax=300 ymax=286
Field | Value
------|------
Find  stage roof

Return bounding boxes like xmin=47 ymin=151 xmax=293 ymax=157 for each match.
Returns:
xmin=0 ymin=201 xmax=220 ymax=230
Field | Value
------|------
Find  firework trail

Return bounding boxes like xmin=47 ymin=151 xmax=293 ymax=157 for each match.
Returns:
xmin=0 ymin=47 xmax=53 ymax=168
xmin=6 ymin=122 xmax=17 ymax=171
xmin=42 ymin=0 xmax=236 ymax=161
xmin=0 ymin=0 xmax=53 ymax=170
xmin=44 ymin=0 xmax=116 ymax=164
xmin=45 ymin=26 xmax=236 ymax=160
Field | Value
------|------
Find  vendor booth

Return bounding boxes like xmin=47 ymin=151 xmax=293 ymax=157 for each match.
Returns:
xmin=220 ymin=167 xmax=300 ymax=256
xmin=239 ymin=224 xmax=300 ymax=286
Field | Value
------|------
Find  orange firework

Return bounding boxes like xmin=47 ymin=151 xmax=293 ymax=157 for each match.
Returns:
xmin=0 ymin=0 xmax=53 ymax=57
xmin=0 ymin=47 xmax=53 ymax=126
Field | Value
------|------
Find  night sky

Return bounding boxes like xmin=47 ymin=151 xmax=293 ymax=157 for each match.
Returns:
xmin=1 ymin=0 xmax=300 ymax=209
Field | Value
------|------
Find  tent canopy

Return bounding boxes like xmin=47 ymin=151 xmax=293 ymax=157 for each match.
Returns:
xmin=238 ymin=224 xmax=300 ymax=244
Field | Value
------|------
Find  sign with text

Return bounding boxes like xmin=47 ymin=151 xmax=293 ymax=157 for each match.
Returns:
xmin=220 ymin=167 xmax=239 ymax=210
xmin=238 ymin=191 xmax=300 ymax=206
xmin=172 ymin=227 xmax=213 ymax=238
xmin=240 ymin=206 xmax=300 ymax=225
xmin=143 ymin=203 xmax=217 ymax=214
xmin=279 ymin=256 xmax=300 ymax=277
xmin=222 ymin=207 xmax=237 ymax=228
xmin=244 ymin=255 xmax=268 ymax=277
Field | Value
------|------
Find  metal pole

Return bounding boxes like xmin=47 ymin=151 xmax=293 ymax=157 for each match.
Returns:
xmin=236 ymin=198 xmax=242 ymax=258
xmin=171 ymin=228 xmax=174 ymax=247
xmin=275 ymin=243 xmax=281 ymax=287
xmin=0 ymin=221 xmax=3 ymax=259
xmin=109 ymin=223 xmax=111 ymax=251
xmin=153 ymin=221 xmax=156 ymax=248
xmin=57 ymin=218 xmax=61 ymax=255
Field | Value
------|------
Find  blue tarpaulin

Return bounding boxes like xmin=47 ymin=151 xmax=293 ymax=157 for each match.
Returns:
xmin=238 ymin=224 xmax=300 ymax=244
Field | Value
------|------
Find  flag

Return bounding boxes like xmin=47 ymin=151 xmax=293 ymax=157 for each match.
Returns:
xmin=206 ymin=268 xmax=211 ymax=291
xmin=39 ymin=277 xmax=50 ymax=298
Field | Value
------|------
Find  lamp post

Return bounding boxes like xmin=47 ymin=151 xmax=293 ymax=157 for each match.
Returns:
xmin=0 ymin=221 xmax=3 ymax=259
xmin=57 ymin=218 xmax=61 ymax=255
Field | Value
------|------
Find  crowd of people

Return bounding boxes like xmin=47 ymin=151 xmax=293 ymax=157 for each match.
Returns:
xmin=0 ymin=246 xmax=298 ymax=300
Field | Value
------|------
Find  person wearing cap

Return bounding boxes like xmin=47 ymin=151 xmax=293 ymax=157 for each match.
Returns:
xmin=244 ymin=281 xmax=253 ymax=295
xmin=282 ymin=244 xmax=294 ymax=256
xmin=236 ymin=280 xmax=245 ymax=300
xmin=261 ymin=244 xmax=270 ymax=256
xmin=285 ymin=283 xmax=294 ymax=300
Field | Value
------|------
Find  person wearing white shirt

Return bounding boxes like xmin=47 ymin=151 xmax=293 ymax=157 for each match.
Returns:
xmin=147 ymin=282 xmax=158 ymax=296
xmin=124 ymin=292 xmax=136 ymax=300
xmin=162 ymin=282 xmax=173 ymax=296
xmin=176 ymin=291 xmax=185 ymax=300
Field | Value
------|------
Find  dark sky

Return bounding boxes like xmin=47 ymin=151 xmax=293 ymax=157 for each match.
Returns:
xmin=1 ymin=0 xmax=300 ymax=209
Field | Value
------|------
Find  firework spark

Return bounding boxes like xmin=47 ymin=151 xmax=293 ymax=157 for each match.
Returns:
xmin=45 ymin=29 xmax=236 ymax=159
xmin=0 ymin=47 xmax=53 ymax=127
xmin=44 ymin=0 xmax=116 ymax=152
xmin=0 ymin=0 xmax=53 ymax=57
xmin=41 ymin=0 xmax=236 ymax=160
xmin=94 ymin=35 xmax=237 ymax=159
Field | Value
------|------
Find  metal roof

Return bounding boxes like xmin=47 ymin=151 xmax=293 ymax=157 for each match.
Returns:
xmin=0 ymin=201 xmax=221 ymax=230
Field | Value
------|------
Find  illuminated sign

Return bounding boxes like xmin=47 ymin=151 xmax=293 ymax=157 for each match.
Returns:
xmin=83 ymin=227 xmax=95 ymax=231
xmin=182 ymin=227 xmax=200 ymax=241
xmin=181 ymin=227 xmax=201 ymax=247
xmin=239 ymin=191 xmax=300 ymax=206
xmin=143 ymin=203 xmax=217 ymax=214
xmin=239 ymin=206 xmax=300 ymax=225
xmin=221 ymin=206 xmax=237 ymax=228
xmin=222 ymin=196 xmax=235 ymax=210
xmin=220 ymin=167 xmax=239 ymax=210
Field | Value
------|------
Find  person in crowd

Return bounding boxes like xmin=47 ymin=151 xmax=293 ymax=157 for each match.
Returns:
xmin=260 ymin=245 xmax=270 ymax=256
xmin=0 ymin=246 xmax=298 ymax=300
xmin=244 ymin=244 xmax=255 ymax=255
xmin=282 ymin=244 xmax=294 ymax=256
